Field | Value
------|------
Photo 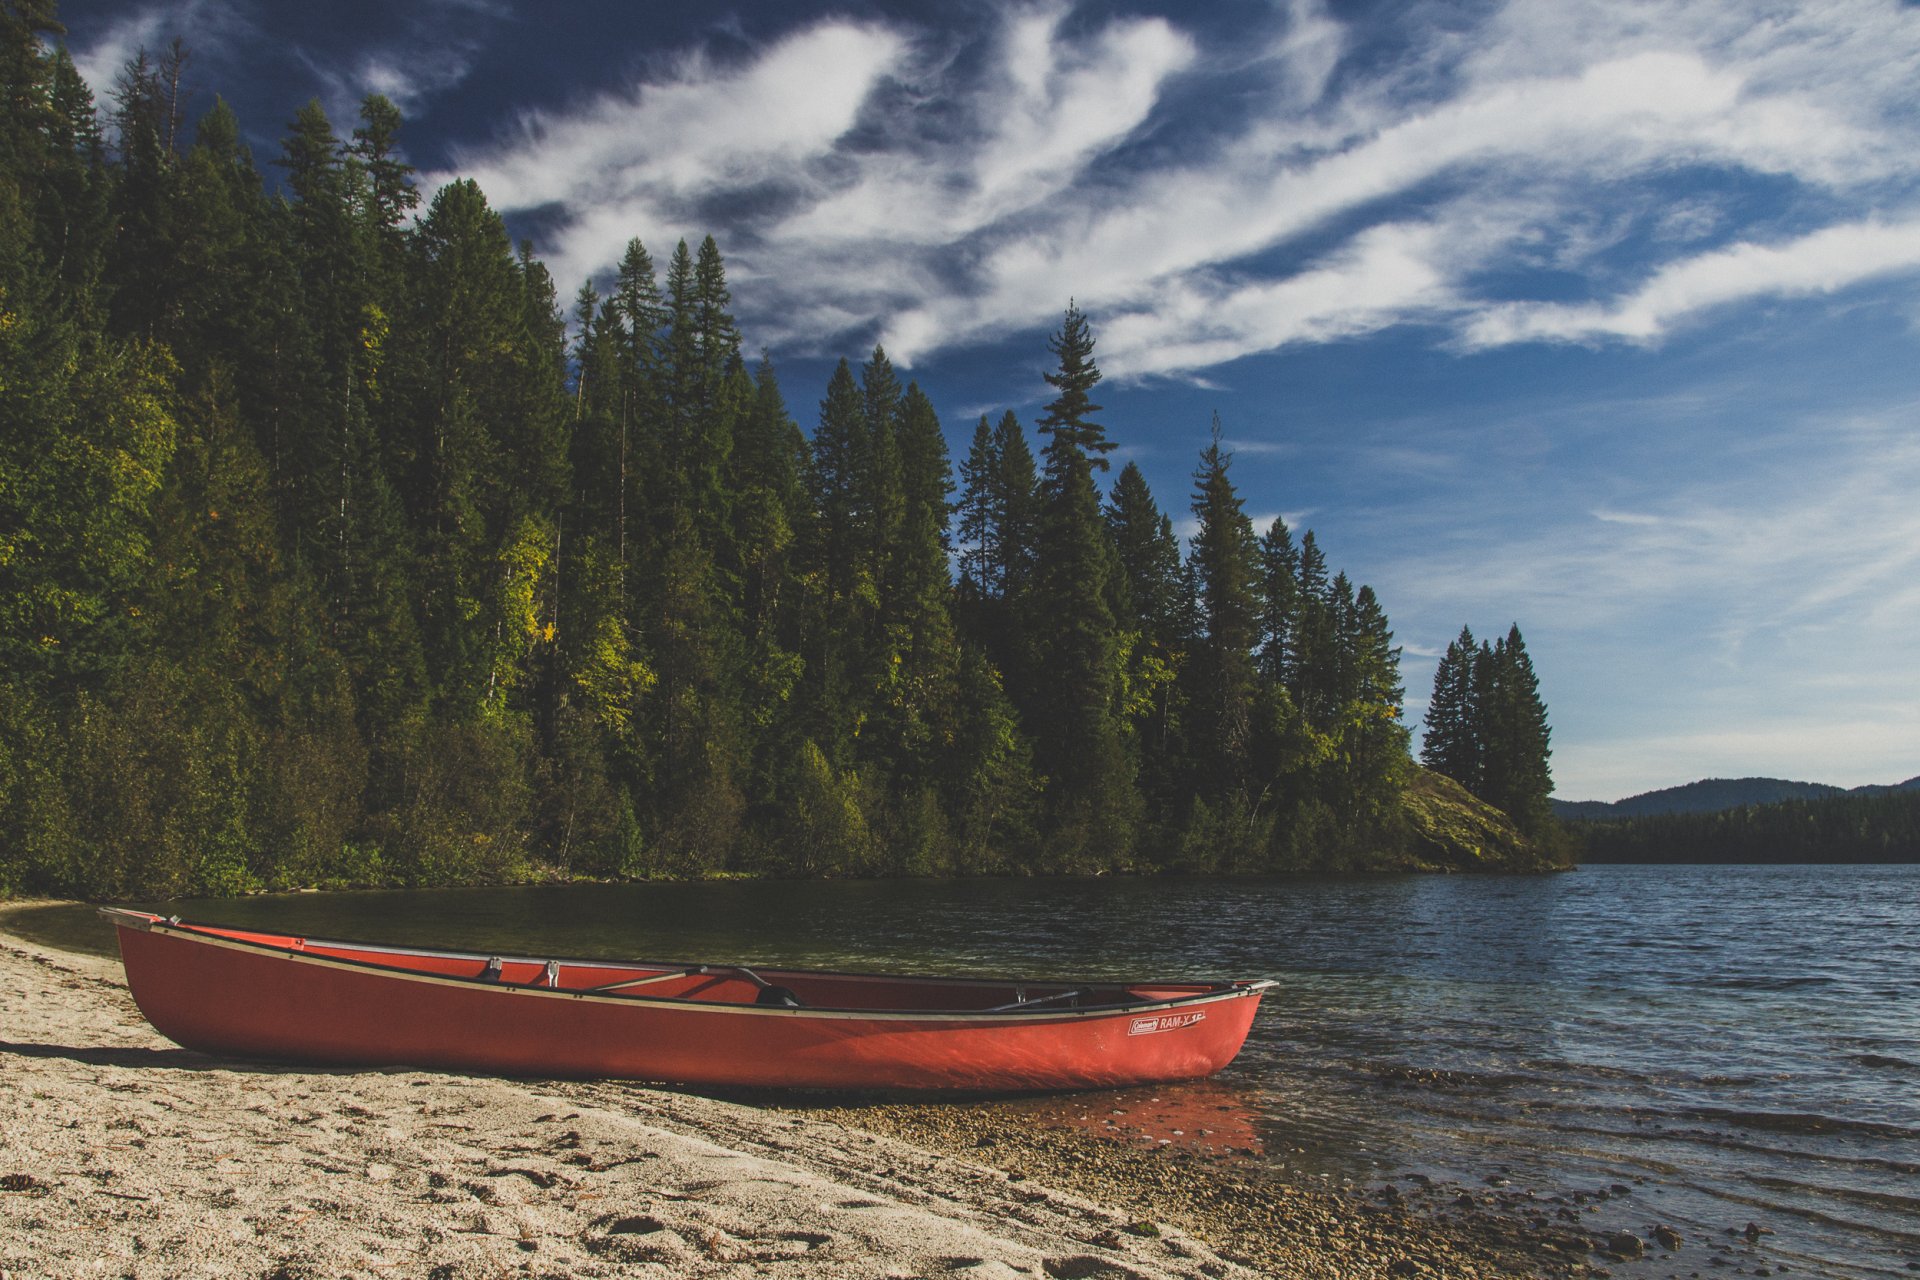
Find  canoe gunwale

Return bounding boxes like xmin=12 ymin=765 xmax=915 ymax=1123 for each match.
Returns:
xmin=100 ymin=908 xmax=1274 ymax=1025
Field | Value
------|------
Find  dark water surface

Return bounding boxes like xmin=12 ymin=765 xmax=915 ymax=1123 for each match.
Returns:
xmin=16 ymin=864 xmax=1919 ymax=1277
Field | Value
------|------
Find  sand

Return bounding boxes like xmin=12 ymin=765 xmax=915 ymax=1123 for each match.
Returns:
xmin=0 ymin=919 xmax=1262 ymax=1280
xmin=0 ymin=907 xmax=1613 ymax=1280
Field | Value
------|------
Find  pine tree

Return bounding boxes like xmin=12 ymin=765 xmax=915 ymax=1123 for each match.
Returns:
xmin=898 ymin=382 xmax=953 ymax=551
xmin=993 ymin=411 xmax=1040 ymax=601
xmin=1327 ymin=582 xmax=1409 ymax=835
xmin=1036 ymin=300 xmax=1111 ymax=466
xmin=1185 ymin=421 xmax=1264 ymax=799
xmin=1479 ymin=625 xmax=1554 ymax=840
xmin=1105 ymin=460 xmax=1187 ymax=811
xmin=1257 ymin=517 xmax=1299 ymax=686
xmin=1291 ymin=530 xmax=1338 ymax=726
xmin=1420 ymin=626 xmax=1479 ymax=787
xmin=801 ymin=358 xmax=872 ymax=764
xmin=1107 ymin=461 xmax=1184 ymax=644
xmin=956 ymin=416 xmax=998 ymax=598
xmin=1027 ymin=304 xmax=1135 ymax=863
xmin=859 ymin=346 xmax=906 ymax=594
xmin=348 ymin=94 xmax=417 ymax=239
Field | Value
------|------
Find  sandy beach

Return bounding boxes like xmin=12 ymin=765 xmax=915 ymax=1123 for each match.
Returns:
xmin=0 ymin=908 xmax=1597 ymax=1279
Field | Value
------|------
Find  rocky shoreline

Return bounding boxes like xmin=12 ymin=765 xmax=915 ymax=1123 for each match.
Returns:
xmin=4 ymin=907 xmax=1641 ymax=1279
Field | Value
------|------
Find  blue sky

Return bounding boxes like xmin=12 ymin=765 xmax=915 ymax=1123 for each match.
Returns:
xmin=63 ymin=0 xmax=1920 ymax=800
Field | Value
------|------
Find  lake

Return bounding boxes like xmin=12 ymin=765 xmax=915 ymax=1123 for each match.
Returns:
xmin=14 ymin=863 xmax=1918 ymax=1277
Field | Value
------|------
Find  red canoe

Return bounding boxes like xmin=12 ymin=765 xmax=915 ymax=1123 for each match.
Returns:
xmin=104 ymin=909 xmax=1271 ymax=1092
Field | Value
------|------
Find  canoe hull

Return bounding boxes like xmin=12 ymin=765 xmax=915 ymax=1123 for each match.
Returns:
xmin=112 ymin=919 xmax=1265 ymax=1092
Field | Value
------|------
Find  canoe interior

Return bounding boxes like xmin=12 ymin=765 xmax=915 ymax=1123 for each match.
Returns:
xmin=132 ymin=917 xmax=1229 ymax=1015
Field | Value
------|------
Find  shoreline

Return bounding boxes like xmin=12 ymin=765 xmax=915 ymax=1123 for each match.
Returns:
xmin=1 ymin=905 xmax=1594 ymax=1278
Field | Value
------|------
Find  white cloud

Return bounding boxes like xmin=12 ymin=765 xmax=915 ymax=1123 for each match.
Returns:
xmin=80 ymin=1 xmax=1920 ymax=375
xmin=1095 ymin=221 xmax=1455 ymax=377
xmin=71 ymin=1 xmax=256 ymax=104
xmin=436 ymin=21 xmax=910 ymax=291
xmin=72 ymin=8 xmax=171 ymax=97
xmin=1465 ymin=220 xmax=1920 ymax=347
xmin=1373 ymin=401 xmax=1920 ymax=796
xmin=72 ymin=0 xmax=490 ymax=145
xmin=782 ymin=9 xmax=1195 ymax=248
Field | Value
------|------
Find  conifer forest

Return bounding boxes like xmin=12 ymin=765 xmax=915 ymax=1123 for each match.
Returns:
xmin=0 ymin=9 xmax=1561 ymax=898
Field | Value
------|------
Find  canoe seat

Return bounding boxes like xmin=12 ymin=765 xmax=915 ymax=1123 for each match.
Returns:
xmin=755 ymin=984 xmax=803 ymax=1008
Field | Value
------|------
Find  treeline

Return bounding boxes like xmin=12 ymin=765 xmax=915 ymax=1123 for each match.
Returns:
xmin=1419 ymin=625 xmax=1558 ymax=845
xmin=1576 ymin=789 xmax=1920 ymax=864
xmin=0 ymin=10 xmax=1554 ymax=898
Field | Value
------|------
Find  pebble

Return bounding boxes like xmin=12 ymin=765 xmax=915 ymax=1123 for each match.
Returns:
xmin=799 ymin=1098 xmax=1621 ymax=1280
xmin=1602 ymin=1232 xmax=1646 ymax=1260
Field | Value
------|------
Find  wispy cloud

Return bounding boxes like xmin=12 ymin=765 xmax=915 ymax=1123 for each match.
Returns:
xmin=71 ymin=0 xmax=252 ymax=103
xmin=71 ymin=1 xmax=1920 ymax=374
xmin=72 ymin=0 xmax=495 ymax=141
xmin=1376 ymin=399 xmax=1920 ymax=795
xmin=427 ymin=0 xmax=1920 ymax=377
xmin=436 ymin=20 xmax=913 ymax=295
xmin=1463 ymin=220 xmax=1920 ymax=348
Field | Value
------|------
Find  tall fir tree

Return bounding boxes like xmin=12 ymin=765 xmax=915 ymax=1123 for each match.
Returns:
xmin=1256 ymin=518 xmax=1299 ymax=686
xmin=1185 ymin=421 xmax=1264 ymax=801
xmin=1027 ymin=303 xmax=1135 ymax=864
xmin=1478 ymin=625 xmax=1554 ymax=841
xmin=1420 ymin=626 xmax=1479 ymax=787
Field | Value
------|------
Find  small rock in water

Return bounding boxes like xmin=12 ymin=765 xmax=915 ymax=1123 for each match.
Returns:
xmin=1745 ymin=1221 xmax=1774 ymax=1241
xmin=1602 ymin=1232 xmax=1647 ymax=1260
xmin=1654 ymin=1224 xmax=1684 ymax=1250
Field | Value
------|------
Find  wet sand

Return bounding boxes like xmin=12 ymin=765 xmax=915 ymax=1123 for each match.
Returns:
xmin=0 ymin=905 xmax=1600 ymax=1278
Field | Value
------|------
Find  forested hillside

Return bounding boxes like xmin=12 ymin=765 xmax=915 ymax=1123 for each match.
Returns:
xmin=0 ymin=9 xmax=1563 ymax=897
xmin=1553 ymin=775 xmax=1920 ymax=821
xmin=1577 ymin=788 xmax=1920 ymax=863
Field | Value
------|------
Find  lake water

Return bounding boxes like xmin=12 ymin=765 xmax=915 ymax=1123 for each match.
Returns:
xmin=13 ymin=864 xmax=1918 ymax=1277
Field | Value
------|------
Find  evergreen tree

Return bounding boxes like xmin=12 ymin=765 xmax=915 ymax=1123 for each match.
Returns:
xmin=1185 ymin=421 xmax=1264 ymax=800
xmin=1107 ymin=461 xmax=1184 ymax=644
xmin=898 ymin=382 xmax=953 ymax=551
xmin=1421 ymin=626 xmax=1479 ymax=787
xmin=1036 ymin=300 xmax=1111 ymax=465
xmin=859 ymin=345 xmax=906 ymax=594
xmin=993 ymin=411 xmax=1040 ymax=599
xmin=1291 ymin=530 xmax=1338 ymax=726
xmin=801 ymin=358 xmax=873 ymax=764
xmin=956 ymin=416 xmax=998 ymax=598
xmin=1257 ymin=517 xmax=1299 ymax=686
xmin=1105 ymin=460 xmax=1187 ymax=810
xmin=1478 ymin=625 xmax=1554 ymax=841
xmin=1324 ymin=582 xmax=1409 ymax=839
xmin=1027 ymin=303 xmax=1135 ymax=863
xmin=348 ymin=93 xmax=417 ymax=241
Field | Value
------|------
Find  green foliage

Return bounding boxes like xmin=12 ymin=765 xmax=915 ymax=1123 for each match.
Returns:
xmin=0 ymin=14 xmax=1555 ymax=897
xmin=1421 ymin=623 xmax=1558 ymax=845
xmin=1399 ymin=767 xmax=1567 ymax=872
xmin=1576 ymin=787 xmax=1920 ymax=864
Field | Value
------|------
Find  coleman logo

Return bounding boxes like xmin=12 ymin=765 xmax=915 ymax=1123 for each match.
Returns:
xmin=1128 ymin=1011 xmax=1206 ymax=1036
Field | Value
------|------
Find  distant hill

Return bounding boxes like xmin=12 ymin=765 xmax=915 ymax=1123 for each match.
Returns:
xmin=1574 ymin=785 xmax=1920 ymax=865
xmin=1552 ymin=775 xmax=1920 ymax=821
